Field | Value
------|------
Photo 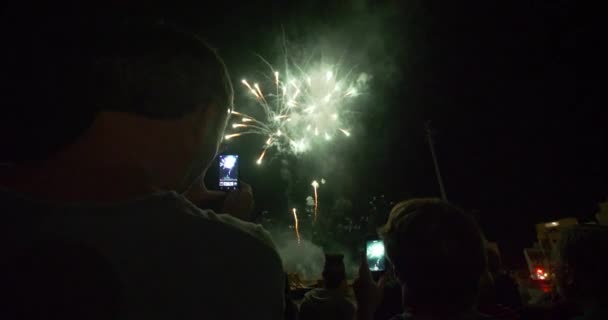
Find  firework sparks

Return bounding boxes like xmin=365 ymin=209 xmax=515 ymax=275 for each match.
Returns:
xmin=311 ymin=180 xmax=319 ymax=223
xmin=292 ymin=208 xmax=301 ymax=244
xmin=256 ymin=148 xmax=268 ymax=165
xmin=224 ymin=133 xmax=241 ymax=140
xmin=226 ymin=56 xmax=368 ymax=164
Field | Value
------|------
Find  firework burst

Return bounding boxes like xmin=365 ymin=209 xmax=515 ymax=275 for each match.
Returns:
xmin=225 ymin=56 xmax=368 ymax=164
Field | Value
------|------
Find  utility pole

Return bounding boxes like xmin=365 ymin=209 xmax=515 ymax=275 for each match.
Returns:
xmin=426 ymin=121 xmax=447 ymax=201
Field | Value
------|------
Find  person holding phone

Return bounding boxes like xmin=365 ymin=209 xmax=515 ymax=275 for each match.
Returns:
xmin=185 ymin=154 xmax=255 ymax=221
xmin=354 ymin=199 xmax=488 ymax=320
xmin=0 ymin=11 xmax=283 ymax=320
xmin=299 ymin=254 xmax=355 ymax=320
xmin=366 ymin=239 xmax=387 ymax=273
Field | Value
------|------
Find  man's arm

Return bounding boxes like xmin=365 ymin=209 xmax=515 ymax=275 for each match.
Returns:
xmin=185 ymin=177 xmax=254 ymax=221
xmin=353 ymin=255 xmax=386 ymax=320
xmin=245 ymin=239 xmax=285 ymax=319
xmin=209 ymin=212 xmax=285 ymax=319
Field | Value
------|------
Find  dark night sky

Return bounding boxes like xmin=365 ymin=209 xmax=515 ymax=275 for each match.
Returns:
xmin=189 ymin=1 xmax=597 ymax=263
xmin=2 ymin=1 xmax=600 ymax=265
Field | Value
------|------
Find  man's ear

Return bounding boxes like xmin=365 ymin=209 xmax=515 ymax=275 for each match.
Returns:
xmin=202 ymin=105 xmax=229 ymax=144
xmin=185 ymin=105 xmax=223 ymax=155
xmin=190 ymin=105 xmax=214 ymax=135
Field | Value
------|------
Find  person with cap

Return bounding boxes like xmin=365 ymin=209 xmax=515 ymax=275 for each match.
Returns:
xmin=299 ymin=253 xmax=356 ymax=320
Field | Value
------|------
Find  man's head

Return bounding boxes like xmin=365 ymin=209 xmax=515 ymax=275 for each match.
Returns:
xmin=322 ymin=254 xmax=347 ymax=290
xmin=2 ymin=15 xmax=233 ymax=192
xmin=380 ymin=199 xmax=487 ymax=313
xmin=554 ymin=225 xmax=608 ymax=308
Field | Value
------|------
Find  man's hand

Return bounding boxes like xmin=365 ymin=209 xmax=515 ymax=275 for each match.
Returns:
xmin=221 ymin=181 xmax=254 ymax=221
xmin=353 ymin=254 xmax=386 ymax=320
xmin=185 ymin=178 xmax=254 ymax=221
xmin=184 ymin=176 xmax=223 ymax=204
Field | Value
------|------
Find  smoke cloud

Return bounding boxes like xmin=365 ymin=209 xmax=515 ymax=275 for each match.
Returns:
xmin=306 ymin=196 xmax=315 ymax=207
xmin=271 ymin=229 xmax=361 ymax=280
xmin=273 ymin=231 xmax=325 ymax=280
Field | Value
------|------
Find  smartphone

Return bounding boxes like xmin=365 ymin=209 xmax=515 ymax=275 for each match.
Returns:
xmin=366 ymin=239 xmax=386 ymax=272
xmin=218 ymin=154 xmax=239 ymax=191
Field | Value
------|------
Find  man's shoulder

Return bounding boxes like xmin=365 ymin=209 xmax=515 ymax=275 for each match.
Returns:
xmin=0 ymin=191 xmax=286 ymax=319
xmin=128 ymin=194 xmax=287 ymax=317
xmin=176 ymin=196 xmax=278 ymax=252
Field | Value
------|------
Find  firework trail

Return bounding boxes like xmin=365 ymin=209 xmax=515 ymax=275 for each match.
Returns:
xmin=311 ymin=180 xmax=319 ymax=223
xmin=292 ymin=207 xmax=301 ymax=244
xmin=225 ymin=56 xmax=368 ymax=164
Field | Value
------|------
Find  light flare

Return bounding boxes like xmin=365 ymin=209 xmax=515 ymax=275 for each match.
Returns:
xmin=311 ymin=180 xmax=319 ymax=223
xmin=224 ymin=133 xmax=241 ymax=140
xmin=256 ymin=149 xmax=267 ymax=165
xmin=292 ymin=208 xmax=301 ymax=244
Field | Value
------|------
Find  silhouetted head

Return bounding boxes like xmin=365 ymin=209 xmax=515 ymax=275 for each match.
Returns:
xmin=322 ymin=254 xmax=347 ymax=290
xmin=380 ymin=198 xmax=487 ymax=314
xmin=1 ymin=11 xmax=233 ymax=193
xmin=554 ymin=225 xmax=608 ymax=310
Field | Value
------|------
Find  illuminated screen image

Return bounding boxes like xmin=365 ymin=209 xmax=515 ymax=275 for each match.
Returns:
xmin=366 ymin=239 xmax=386 ymax=272
xmin=219 ymin=154 xmax=239 ymax=189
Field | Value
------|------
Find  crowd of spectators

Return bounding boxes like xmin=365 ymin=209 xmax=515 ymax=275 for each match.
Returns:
xmin=1 ymin=7 xmax=604 ymax=320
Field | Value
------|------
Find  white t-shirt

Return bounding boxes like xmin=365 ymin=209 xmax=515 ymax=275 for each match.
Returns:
xmin=1 ymin=191 xmax=285 ymax=319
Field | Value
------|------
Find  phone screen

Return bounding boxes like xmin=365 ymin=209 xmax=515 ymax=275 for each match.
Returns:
xmin=218 ymin=154 xmax=239 ymax=190
xmin=366 ymin=239 xmax=386 ymax=272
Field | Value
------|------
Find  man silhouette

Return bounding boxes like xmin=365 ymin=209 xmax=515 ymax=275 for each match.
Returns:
xmin=0 ymin=9 xmax=283 ymax=320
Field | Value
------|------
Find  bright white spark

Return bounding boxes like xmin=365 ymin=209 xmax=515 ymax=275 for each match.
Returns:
xmin=227 ymin=57 xmax=367 ymax=164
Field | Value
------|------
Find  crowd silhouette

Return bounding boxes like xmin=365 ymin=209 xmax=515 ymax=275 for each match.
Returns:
xmin=0 ymin=5 xmax=602 ymax=320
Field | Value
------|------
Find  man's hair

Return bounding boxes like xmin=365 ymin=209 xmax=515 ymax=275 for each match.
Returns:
xmin=85 ymin=20 xmax=233 ymax=118
xmin=556 ymin=225 xmax=608 ymax=302
xmin=322 ymin=254 xmax=346 ymax=289
xmin=379 ymin=198 xmax=487 ymax=311
xmin=1 ymin=9 xmax=232 ymax=162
